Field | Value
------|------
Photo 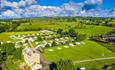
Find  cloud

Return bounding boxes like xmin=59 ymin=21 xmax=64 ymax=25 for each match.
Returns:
xmin=82 ymin=0 xmax=103 ymax=10
xmin=18 ymin=0 xmax=26 ymax=7
xmin=0 ymin=0 xmax=37 ymax=9
xmin=25 ymin=0 xmax=37 ymax=6
xmin=85 ymin=0 xmax=102 ymax=5
xmin=1 ymin=10 xmax=21 ymax=19
xmin=23 ymin=5 xmax=62 ymax=17
xmin=0 ymin=0 xmax=115 ymax=19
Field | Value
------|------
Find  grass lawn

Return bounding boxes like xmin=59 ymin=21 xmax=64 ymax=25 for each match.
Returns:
xmin=0 ymin=24 xmax=112 ymax=41
xmin=75 ymin=59 xmax=115 ymax=70
xmin=0 ymin=31 xmax=38 ymax=42
xmin=0 ymin=22 xmax=114 ymax=70
xmin=42 ymin=40 xmax=115 ymax=69
xmin=42 ymin=40 xmax=115 ymax=62
xmin=16 ymin=21 xmax=113 ymax=38
xmin=77 ymin=25 xmax=112 ymax=36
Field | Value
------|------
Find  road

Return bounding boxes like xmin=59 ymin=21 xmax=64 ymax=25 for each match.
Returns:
xmin=73 ymin=57 xmax=115 ymax=63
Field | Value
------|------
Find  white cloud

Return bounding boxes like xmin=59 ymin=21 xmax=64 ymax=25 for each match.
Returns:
xmin=1 ymin=10 xmax=21 ymax=19
xmin=80 ymin=10 xmax=86 ymax=14
xmin=25 ymin=0 xmax=37 ymax=6
xmin=23 ymin=5 xmax=62 ymax=17
xmin=2 ymin=10 xmax=16 ymax=16
xmin=0 ymin=0 xmax=37 ymax=9
xmin=85 ymin=0 xmax=103 ymax=5
xmin=19 ymin=0 xmax=26 ymax=7
xmin=0 ymin=0 xmax=115 ymax=19
xmin=6 ymin=2 xmax=18 ymax=8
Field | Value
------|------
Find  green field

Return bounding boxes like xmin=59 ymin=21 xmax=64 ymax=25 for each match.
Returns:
xmin=0 ymin=19 xmax=115 ymax=70
xmin=42 ymin=40 xmax=115 ymax=61
xmin=77 ymin=25 xmax=112 ymax=36
xmin=75 ymin=59 xmax=115 ymax=70
xmin=0 ymin=24 xmax=112 ymax=41
xmin=0 ymin=31 xmax=38 ymax=41
xmin=41 ymin=40 xmax=115 ymax=69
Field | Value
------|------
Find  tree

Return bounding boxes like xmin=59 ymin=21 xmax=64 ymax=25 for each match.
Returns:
xmin=76 ymin=34 xmax=86 ymax=41
xmin=52 ymin=41 xmax=57 ymax=47
xmin=13 ymin=48 xmax=22 ymax=59
xmin=37 ymin=36 xmax=42 ymax=41
xmin=0 ymin=41 xmax=1 ymax=47
xmin=45 ymin=43 xmax=50 ymax=48
xmin=54 ymin=59 xmax=75 ymax=70
xmin=5 ymin=56 xmax=14 ymax=70
xmin=57 ymin=29 xmax=63 ymax=34
xmin=2 ymin=43 xmax=15 ymax=55
xmin=0 ymin=41 xmax=22 ymax=70
xmin=68 ymin=28 xmax=77 ymax=37
xmin=111 ymin=64 xmax=115 ymax=70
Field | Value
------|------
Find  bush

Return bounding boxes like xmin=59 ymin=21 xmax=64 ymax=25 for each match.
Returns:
xmin=76 ymin=34 xmax=86 ymax=41
xmin=57 ymin=28 xmax=63 ymax=34
xmin=45 ymin=43 xmax=50 ymax=48
xmin=52 ymin=41 xmax=57 ymax=47
xmin=68 ymin=28 xmax=77 ymax=37
xmin=53 ymin=59 xmax=75 ymax=70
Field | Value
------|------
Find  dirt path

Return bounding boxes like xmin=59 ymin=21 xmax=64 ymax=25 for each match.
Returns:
xmin=73 ymin=57 xmax=115 ymax=63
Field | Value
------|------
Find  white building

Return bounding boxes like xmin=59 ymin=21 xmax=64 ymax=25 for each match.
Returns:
xmin=22 ymin=48 xmax=42 ymax=70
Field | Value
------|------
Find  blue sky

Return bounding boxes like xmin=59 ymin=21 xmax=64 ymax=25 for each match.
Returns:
xmin=7 ymin=0 xmax=115 ymax=9
xmin=38 ymin=0 xmax=115 ymax=9
xmin=0 ymin=0 xmax=115 ymax=19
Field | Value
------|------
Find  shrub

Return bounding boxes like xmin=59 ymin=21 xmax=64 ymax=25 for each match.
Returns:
xmin=53 ymin=59 xmax=75 ymax=70
xmin=57 ymin=28 xmax=63 ymax=34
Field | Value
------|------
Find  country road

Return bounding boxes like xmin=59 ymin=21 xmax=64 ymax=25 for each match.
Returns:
xmin=73 ymin=57 xmax=115 ymax=63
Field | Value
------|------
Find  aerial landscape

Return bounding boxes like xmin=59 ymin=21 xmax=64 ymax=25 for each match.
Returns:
xmin=0 ymin=0 xmax=115 ymax=70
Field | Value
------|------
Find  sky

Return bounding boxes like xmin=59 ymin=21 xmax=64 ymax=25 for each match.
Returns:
xmin=0 ymin=0 xmax=115 ymax=19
